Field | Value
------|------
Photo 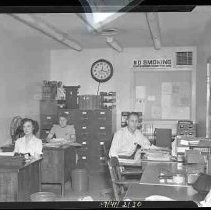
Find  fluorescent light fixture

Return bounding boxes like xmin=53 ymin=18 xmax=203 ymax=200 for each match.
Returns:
xmin=79 ymin=0 xmax=144 ymax=12
xmin=146 ymin=12 xmax=161 ymax=50
xmin=89 ymin=12 xmax=123 ymax=30
xmin=78 ymin=0 xmax=144 ymax=31
xmin=9 ymin=14 xmax=82 ymax=51
xmin=106 ymin=36 xmax=123 ymax=52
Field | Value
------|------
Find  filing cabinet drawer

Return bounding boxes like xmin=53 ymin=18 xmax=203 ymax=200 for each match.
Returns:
xmin=40 ymin=129 xmax=51 ymax=140
xmin=74 ymin=110 xmax=93 ymax=121
xmin=95 ymin=132 xmax=112 ymax=141
xmin=77 ymin=148 xmax=89 ymax=156
xmin=95 ymin=129 xmax=110 ymax=138
xmin=88 ymin=155 xmax=107 ymax=169
xmin=75 ymin=124 xmax=90 ymax=133
xmin=94 ymin=110 xmax=111 ymax=121
xmin=40 ymin=115 xmax=57 ymax=129
xmin=76 ymin=134 xmax=91 ymax=143
xmin=95 ymin=124 xmax=111 ymax=133
xmin=77 ymin=157 xmax=89 ymax=169
xmin=95 ymin=134 xmax=113 ymax=142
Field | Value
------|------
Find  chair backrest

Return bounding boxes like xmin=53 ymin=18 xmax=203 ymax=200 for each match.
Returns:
xmin=108 ymin=157 xmax=123 ymax=201
xmin=102 ymin=143 xmax=109 ymax=162
xmin=154 ymin=128 xmax=172 ymax=148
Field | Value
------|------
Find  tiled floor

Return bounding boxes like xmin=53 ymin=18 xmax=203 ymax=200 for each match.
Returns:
xmin=40 ymin=171 xmax=114 ymax=201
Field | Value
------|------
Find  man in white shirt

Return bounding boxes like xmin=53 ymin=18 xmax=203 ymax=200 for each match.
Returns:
xmin=109 ymin=112 xmax=169 ymax=160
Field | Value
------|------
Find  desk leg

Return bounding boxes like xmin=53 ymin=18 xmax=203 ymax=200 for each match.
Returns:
xmin=38 ymin=162 xmax=41 ymax=192
xmin=62 ymin=182 xmax=65 ymax=196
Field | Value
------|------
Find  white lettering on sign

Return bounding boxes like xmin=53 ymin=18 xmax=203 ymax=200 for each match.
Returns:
xmin=133 ymin=59 xmax=172 ymax=68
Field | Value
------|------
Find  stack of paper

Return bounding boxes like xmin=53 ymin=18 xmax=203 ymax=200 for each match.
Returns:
xmin=118 ymin=158 xmax=142 ymax=165
xmin=68 ymin=142 xmax=82 ymax=147
xmin=144 ymin=150 xmax=171 ymax=161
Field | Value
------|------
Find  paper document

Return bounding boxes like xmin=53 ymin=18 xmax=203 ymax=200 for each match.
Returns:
xmin=0 ymin=152 xmax=14 ymax=156
xmin=180 ymin=140 xmax=189 ymax=146
xmin=118 ymin=158 xmax=142 ymax=165
xmin=143 ymin=150 xmax=171 ymax=161
xmin=189 ymin=140 xmax=200 ymax=145
xmin=68 ymin=142 xmax=82 ymax=147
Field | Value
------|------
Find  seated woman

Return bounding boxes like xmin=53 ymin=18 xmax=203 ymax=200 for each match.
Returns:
xmin=13 ymin=118 xmax=42 ymax=159
xmin=46 ymin=114 xmax=76 ymax=142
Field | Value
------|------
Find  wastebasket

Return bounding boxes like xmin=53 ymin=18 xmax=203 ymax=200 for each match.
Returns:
xmin=71 ymin=168 xmax=89 ymax=193
xmin=30 ymin=192 xmax=57 ymax=201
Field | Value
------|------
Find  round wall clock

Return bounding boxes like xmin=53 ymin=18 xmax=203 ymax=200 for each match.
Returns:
xmin=91 ymin=59 xmax=113 ymax=83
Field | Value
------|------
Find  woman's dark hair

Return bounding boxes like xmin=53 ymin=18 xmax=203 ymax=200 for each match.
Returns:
xmin=58 ymin=113 xmax=70 ymax=123
xmin=20 ymin=118 xmax=39 ymax=135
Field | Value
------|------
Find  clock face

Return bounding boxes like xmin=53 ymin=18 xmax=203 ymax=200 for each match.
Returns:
xmin=91 ymin=59 xmax=113 ymax=83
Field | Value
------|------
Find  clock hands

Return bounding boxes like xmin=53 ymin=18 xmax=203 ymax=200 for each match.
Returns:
xmin=101 ymin=66 xmax=107 ymax=73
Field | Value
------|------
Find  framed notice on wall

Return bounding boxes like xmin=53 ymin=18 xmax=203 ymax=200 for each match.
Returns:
xmin=134 ymin=71 xmax=193 ymax=121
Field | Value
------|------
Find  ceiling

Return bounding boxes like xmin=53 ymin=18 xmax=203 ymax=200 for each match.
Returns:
xmin=1 ymin=6 xmax=211 ymax=51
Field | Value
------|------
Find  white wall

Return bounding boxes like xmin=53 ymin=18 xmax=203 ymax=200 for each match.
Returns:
xmin=50 ymin=46 xmax=197 ymax=131
xmin=0 ymin=30 xmax=51 ymax=146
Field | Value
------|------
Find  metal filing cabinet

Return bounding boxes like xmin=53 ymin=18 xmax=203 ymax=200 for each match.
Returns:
xmin=40 ymin=100 xmax=58 ymax=141
xmin=74 ymin=109 xmax=116 ymax=173
xmin=40 ymin=101 xmax=116 ymax=172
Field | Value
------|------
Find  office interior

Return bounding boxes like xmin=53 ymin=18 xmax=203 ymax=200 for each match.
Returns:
xmin=0 ymin=4 xmax=211 ymax=205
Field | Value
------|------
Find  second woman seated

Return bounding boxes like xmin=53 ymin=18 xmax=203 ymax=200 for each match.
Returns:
xmin=46 ymin=113 xmax=76 ymax=142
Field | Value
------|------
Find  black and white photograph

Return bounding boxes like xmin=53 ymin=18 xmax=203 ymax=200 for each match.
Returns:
xmin=0 ymin=0 xmax=211 ymax=208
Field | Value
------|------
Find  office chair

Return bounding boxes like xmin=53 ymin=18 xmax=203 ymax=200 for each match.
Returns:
xmin=108 ymin=157 xmax=143 ymax=201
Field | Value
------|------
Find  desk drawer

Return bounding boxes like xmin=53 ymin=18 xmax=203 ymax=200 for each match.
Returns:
xmin=40 ymin=115 xmax=57 ymax=129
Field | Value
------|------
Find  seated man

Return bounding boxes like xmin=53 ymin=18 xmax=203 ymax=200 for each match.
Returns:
xmin=109 ymin=112 xmax=169 ymax=161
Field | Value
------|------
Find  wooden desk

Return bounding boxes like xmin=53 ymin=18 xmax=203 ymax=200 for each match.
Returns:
xmin=124 ymin=159 xmax=207 ymax=202
xmin=140 ymin=162 xmax=188 ymax=187
xmin=41 ymin=144 xmax=76 ymax=196
xmin=124 ymin=183 xmax=204 ymax=202
xmin=0 ymin=158 xmax=42 ymax=201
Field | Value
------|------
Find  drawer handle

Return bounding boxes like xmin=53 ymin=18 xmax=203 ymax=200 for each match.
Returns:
xmin=100 ymin=112 xmax=105 ymax=114
xmin=64 ymin=111 xmax=70 ymax=114
xmin=82 ymin=126 xmax=87 ymax=129
xmin=82 ymin=112 xmax=87 ymax=115
xmin=99 ymin=127 xmax=105 ymax=130
xmin=82 ymin=141 xmax=87 ymax=145
xmin=100 ymin=142 xmax=104 ymax=145
xmin=82 ymin=156 xmax=87 ymax=160
xmin=46 ymin=116 xmax=52 ymax=120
